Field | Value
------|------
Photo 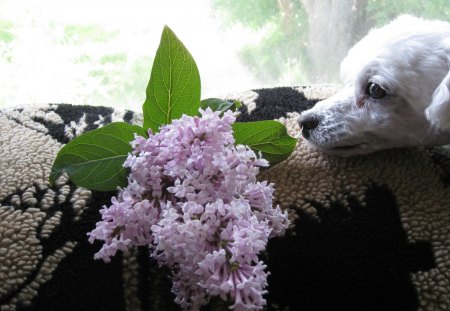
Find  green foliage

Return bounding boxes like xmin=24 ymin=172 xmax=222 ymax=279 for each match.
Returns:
xmin=143 ymin=26 xmax=201 ymax=132
xmin=232 ymin=121 xmax=297 ymax=165
xmin=212 ymin=0 xmax=309 ymax=84
xmin=100 ymin=53 xmax=127 ymax=65
xmin=212 ymin=0 xmax=279 ymax=29
xmin=200 ymin=98 xmax=241 ymax=114
xmin=63 ymin=24 xmax=119 ymax=44
xmin=0 ymin=19 xmax=14 ymax=65
xmin=367 ymin=0 xmax=450 ymax=26
xmin=50 ymin=122 xmax=147 ymax=191
xmin=82 ymin=56 xmax=152 ymax=107
xmin=74 ymin=54 xmax=93 ymax=63
xmin=239 ymin=23 xmax=308 ymax=83
xmin=0 ymin=20 xmax=14 ymax=43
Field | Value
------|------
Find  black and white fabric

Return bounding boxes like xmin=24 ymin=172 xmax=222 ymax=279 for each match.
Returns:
xmin=0 ymin=85 xmax=449 ymax=311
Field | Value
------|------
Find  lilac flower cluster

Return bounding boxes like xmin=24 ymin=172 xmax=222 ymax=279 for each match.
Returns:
xmin=88 ymin=108 xmax=290 ymax=310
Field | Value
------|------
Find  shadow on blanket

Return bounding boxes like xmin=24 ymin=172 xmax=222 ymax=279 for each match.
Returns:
xmin=0 ymin=85 xmax=449 ymax=310
xmin=268 ymin=185 xmax=434 ymax=310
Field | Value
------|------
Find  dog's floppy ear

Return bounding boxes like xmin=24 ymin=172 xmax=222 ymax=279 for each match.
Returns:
xmin=426 ymin=71 xmax=450 ymax=131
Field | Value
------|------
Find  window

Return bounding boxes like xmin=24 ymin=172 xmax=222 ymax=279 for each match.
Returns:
xmin=1 ymin=0 xmax=449 ymax=110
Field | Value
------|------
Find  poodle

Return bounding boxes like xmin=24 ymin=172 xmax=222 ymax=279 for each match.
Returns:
xmin=298 ymin=15 xmax=450 ymax=156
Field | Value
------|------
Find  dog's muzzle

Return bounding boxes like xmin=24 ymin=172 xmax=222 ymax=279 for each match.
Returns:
xmin=299 ymin=114 xmax=321 ymax=140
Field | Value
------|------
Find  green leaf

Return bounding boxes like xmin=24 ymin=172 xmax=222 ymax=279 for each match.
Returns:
xmin=143 ymin=25 xmax=201 ymax=132
xmin=232 ymin=121 xmax=297 ymax=165
xmin=49 ymin=122 xmax=147 ymax=191
xmin=200 ymin=98 xmax=242 ymax=114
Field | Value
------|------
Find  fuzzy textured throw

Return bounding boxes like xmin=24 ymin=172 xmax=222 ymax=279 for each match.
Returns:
xmin=1 ymin=85 xmax=449 ymax=311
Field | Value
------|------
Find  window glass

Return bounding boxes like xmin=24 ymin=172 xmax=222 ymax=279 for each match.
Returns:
xmin=1 ymin=0 xmax=449 ymax=110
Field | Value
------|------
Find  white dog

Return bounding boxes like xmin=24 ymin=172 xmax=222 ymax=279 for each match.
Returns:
xmin=299 ymin=15 xmax=450 ymax=156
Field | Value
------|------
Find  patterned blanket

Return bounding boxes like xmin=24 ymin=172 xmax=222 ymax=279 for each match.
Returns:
xmin=1 ymin=85 xmax=449 ymax=311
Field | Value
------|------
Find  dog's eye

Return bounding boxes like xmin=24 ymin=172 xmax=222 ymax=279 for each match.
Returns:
xmin=366 ymin=82 xmax=387 ymax=99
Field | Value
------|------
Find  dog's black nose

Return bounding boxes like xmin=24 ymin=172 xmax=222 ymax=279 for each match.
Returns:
xmin=299 ymin=114 xmax=321 ymax=139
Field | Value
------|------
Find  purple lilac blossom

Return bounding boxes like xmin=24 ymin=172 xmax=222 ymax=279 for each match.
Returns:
xmin=88 ymin=108 xmax=290 ymax=310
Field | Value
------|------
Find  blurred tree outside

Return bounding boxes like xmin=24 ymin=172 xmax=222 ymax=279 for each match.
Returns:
xmin=1 ymin=0 xmax=449 ymax=109
xmin=0 ymin=19 xmax=14 ymax=65
xmin=62 ymin=24 xmax=153 ymax=107
xmin=0 ymin=0 xmax=262 ymax=109
xmin=0 ymin=15 xmax=152 ymax=109
xmin=213 ymin=0 xmax=450 ymax=85
xmin=213 ymin=0 xmax=309 ymax=84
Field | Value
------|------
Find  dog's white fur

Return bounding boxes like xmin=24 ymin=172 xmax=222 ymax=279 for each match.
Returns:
xmin=299 ymin=15 xmax=450 ymax=156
